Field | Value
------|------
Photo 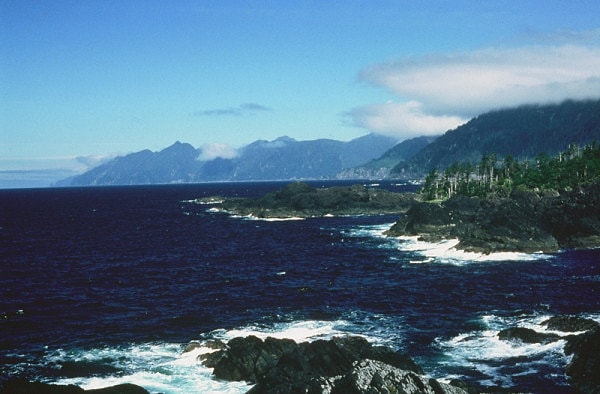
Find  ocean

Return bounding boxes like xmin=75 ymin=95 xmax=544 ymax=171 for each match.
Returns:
xmin=1 ymin=181 xmax=599 ymax=393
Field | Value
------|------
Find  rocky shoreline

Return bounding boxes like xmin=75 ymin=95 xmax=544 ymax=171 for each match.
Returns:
xmin=197 ymin=180 xmax=600 ymax=254
xmin=195 ymin=182 xmax=417 ymax=218
xmin=386 ymin=181 xmax=600 ymax=254
xmin=2 ymin=315 xmax=598 ymax=393
xmin=188 ymin=315 xmax=600 ymax=393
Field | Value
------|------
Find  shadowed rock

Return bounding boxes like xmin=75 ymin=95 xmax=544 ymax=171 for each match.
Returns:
xmin=201 ymin=335 xmax=467 ymax=394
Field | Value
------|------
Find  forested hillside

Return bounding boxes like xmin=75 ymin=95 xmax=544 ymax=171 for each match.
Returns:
xmin=420 ymin=143 xmax=600 ymax=200
xmin=391 ymin=99 xmax=600 ymax=177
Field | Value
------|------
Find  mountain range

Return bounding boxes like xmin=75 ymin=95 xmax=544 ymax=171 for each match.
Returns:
xmin=61 ymin=98 xmax=600 ymax=186
xmin=64 ymin=134 xmax=399 ymax=186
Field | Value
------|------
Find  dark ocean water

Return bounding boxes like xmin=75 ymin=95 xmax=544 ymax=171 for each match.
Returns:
xmin=1 ymin=181 xmax=599 ymax=393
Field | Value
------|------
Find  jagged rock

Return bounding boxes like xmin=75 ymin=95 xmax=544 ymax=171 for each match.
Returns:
xmin=332 ymin=359 xmax=468 ymax=394
xmin=0 ymin=380 xmax=149 ymax=394
xmin=497 ymin=327 xmax=560 ymax=344
xmin=203 ymin=335 xmax=465 ymax=393
xmin=564 ymin=327 xmax=600 ymax=394
xmin=542 ymin=315 xmax=600 ymax=332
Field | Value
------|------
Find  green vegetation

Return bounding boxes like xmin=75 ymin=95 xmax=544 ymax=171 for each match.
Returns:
xmin=420 ymin=142 xmax=600 ymax=200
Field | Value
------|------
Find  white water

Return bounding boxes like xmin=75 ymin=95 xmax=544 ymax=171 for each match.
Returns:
xmin=51 ymin=319 xmax=365 ymax=394
xmin=434 ymin=313 xmax=600 ymax=387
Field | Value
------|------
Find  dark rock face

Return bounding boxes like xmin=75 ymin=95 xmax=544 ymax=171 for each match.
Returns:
xmin=497 ymin=327 xmax=559 ymax=344
xmin=201 ymin=335 xmax=467 ymax=394
xmin=564 ymin=327 xmax=600 ymax=394
xmin=0 ymin=380 xmax=149 ymax=394
xmin=209 ymin=182 xmax=417 ymax=218
xmin=542 ymin=315 xmax=600 ymax=332
xmin=386 ymin=181 xmax=600 ymax=253
xmin=331 ymin=359 xmax=468 ymax=394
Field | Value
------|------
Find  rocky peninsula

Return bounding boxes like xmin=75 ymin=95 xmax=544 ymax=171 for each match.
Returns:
xmin=196 ymin=182 xmax=417 ymax=218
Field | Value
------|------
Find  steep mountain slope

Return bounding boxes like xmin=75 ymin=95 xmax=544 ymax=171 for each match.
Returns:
xmin=338 ymin=136 xmax=437 ymax=179
xmin=392 ymin=99 xmax=600 ymax=177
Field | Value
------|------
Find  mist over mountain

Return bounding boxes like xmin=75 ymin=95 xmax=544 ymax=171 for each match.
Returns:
xmin=66 ymin=134 xmax=398 ymax=186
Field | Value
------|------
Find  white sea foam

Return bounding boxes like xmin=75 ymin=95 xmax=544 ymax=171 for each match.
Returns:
xmin=345 ymin=223 xmax=551 ymax=263
xmin=396 ymin=236 xmax=551 ymax=264
xmin=207 ymin=319 xmax=357 ymax=343
xmin=434 ymin=313 xmax=600 ymax=387
xmin=52 ymin=342 xmax=252 ymax=394
xmin=229 ymin=213 xmax=306 ymax=221
xmin=50 ymin=319 xmax=366 ymax=394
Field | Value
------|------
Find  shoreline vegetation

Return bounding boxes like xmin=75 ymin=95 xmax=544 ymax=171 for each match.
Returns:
xmin=387 ymin=142 xmax=600 ymax=253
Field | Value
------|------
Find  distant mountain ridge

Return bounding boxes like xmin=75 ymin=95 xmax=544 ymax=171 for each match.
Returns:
xmin=66 ymin=134 xmax=398 ymax=186
xmin=63 ymin=99 xmax=600 ymax=186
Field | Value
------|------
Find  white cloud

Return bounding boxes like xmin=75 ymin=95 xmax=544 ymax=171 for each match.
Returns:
xmin=76 ymin=154 xmax=116 ymax=170
xmin=353 ymin=42 xmax=600 ymax=139
xmin=350 ymin=101 xmax=466 ymax=138
xmin=198 ymin=143 xmax=239 ymax=161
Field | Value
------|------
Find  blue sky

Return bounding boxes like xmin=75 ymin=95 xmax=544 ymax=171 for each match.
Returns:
xmin=2 ymin=1 xmax=600 ymax=177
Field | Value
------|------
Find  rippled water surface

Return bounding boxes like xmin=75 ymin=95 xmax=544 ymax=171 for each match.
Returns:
xmin=1 ymin=182 xmax=599 ymax=393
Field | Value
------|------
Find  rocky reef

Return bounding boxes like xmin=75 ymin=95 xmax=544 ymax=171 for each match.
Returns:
xmin=197 ymin=182 xmax=417 ymax=218
xmin=193 ymin=335 xmax=469 ymax=393
xmin=189 ymin=315 xmax=600 ymax=394
xmin=386 ymin=181 xmax=600 ymax=253
xmin=497 ymin=315 xmax=600 ymax=394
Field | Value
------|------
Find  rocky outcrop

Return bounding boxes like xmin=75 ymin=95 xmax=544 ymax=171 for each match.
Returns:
xmin=330 ymin=359 xmax=467 ymax=394
xmin=386 ymin=181 xmax=600 ymax=253
xmin=197 ymin=335 xmax=468 ymax=393
xmin=497 ymin=327 xmax=560 ymax=344
xmin=0 ymin=380 xmax=149 ymax=394
xmin=564 ymin=328 xmax=600 ymax=394
xmin=200 ymin=182 xmax=418 ymax=218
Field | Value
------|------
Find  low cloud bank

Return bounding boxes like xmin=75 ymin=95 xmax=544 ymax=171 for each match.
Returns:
xmin=198 ymin=143 xmax=239 ymax=161
xmin=352 ymin=40 xmax=600 ymax=140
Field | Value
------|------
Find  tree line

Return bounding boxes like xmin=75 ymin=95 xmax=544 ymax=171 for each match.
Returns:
xmin=420 ymin=142 xmax=600 ymax=201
